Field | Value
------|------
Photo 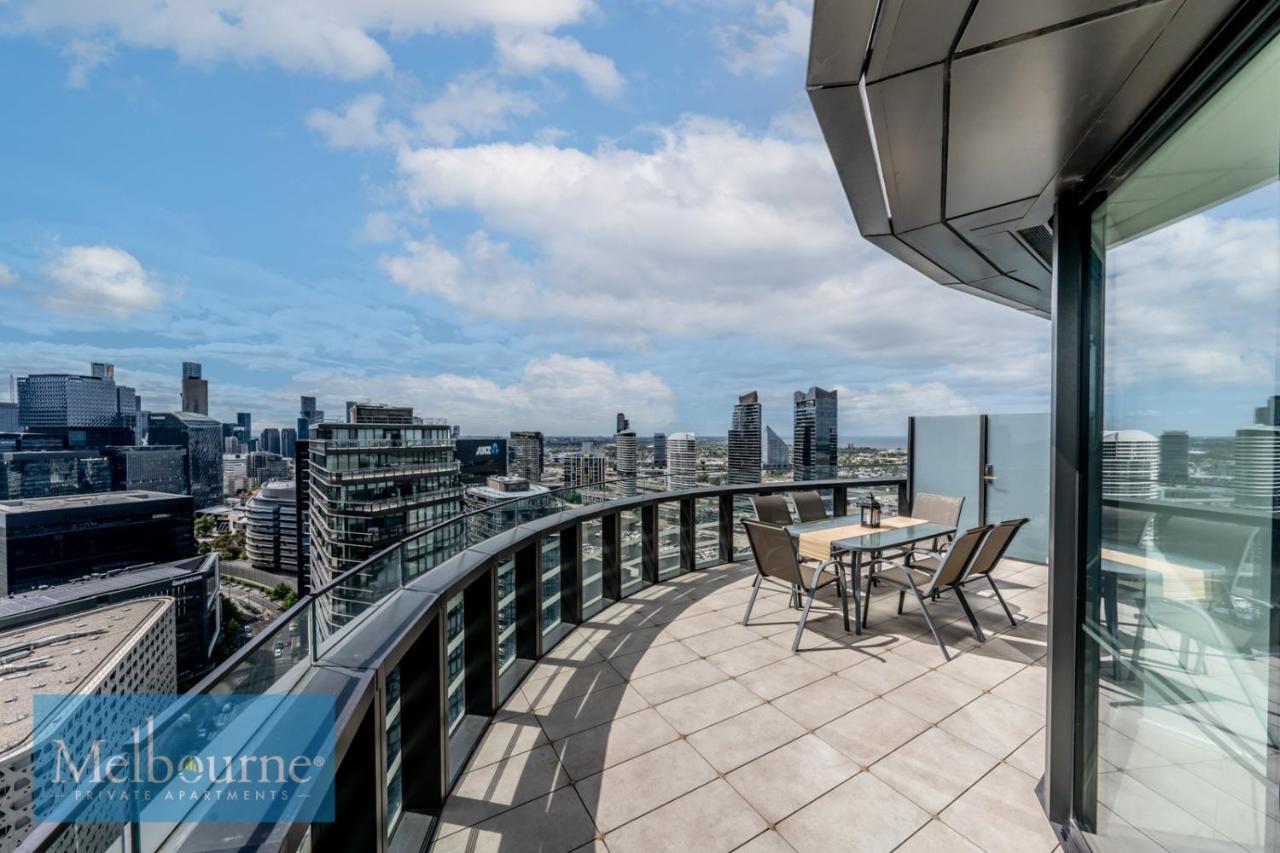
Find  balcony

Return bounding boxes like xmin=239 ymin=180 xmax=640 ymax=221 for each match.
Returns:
xmin=435 ymin=555 xmax=1053 ymax=853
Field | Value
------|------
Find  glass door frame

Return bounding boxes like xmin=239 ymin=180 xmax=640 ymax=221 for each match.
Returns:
xmin=1043 ymin=6 xmax=1280 ymax=849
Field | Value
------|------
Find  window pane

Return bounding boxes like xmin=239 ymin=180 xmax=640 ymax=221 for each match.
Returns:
xmin=695 ymin=498 xmax=719 ymax=566
xmin=620 ymin=509 xmax=644 ymax=591
xmin=1088 ymin=34 xmax=1280 ymax=853
xmin=581 ymin=518 xmax=604 ymax=611
xmin=658 ymin=501 xmax=682 ymax=579
xmin=496 ymin=556 xmax=517 ymax=672
xmin=541 ymin=534 xmax=562 ymax=634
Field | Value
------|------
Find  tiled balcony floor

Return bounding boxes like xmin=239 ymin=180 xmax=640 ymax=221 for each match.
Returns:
xmin=435 ymin=559 xmax=1057 ymax=853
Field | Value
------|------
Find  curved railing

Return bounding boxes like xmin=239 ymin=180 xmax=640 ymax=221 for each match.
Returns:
xmin=21 ymin=475 xmax=907 ymax=853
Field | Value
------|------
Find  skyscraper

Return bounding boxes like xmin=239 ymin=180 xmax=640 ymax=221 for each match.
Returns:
xmin=616 ymin=412 xmax=630 ymax=433
xmin=236 ymin=412 xmax=252 ymax=449
xmin=1159 ymin=430 xmax=1189 ymax=486
xmin=17 ymin=367 xmax=136 ymax=448
xmin=765 ymin=426 xmax=790 ymax=469
xmin=106 ymin=445 xmax=187 ymax=494
xmin=0 ymin=402 xmax=18 ymax=433
xmin=281 ymin=427 xmax=297 ymax=461
xmin=148 ymin=411 xmax=224 ymax=508
xmin=180 ymin=362 xmax=208 ymax=415
xmin=614 ymin=430 xmax=637 ymax=479
xmin=1101 ymin=430 xmax=1159 ymax=499
xmin=793 ymin=387 xmax=838 ymax=481
xmin=308 ymin=403 xmax=462 ymax=616
xmin=246 ymin=480 xmax=299 ymax=576
xmin=561 ymin=452 xmax=607 ymax=488
xmin=1233 ymin=425 xmax=1280 ymax=510
xmin=260 ymin=427 xmax=282 ymax=456
xmin=652 ymin=432 xmax=667 ymax=468
xmin=667 ymin=432 xmax=697 ymax=490
xmin=90 ymin=362 xmax=114 ymax=381
xmin=509 ymin=431 xmax=544 ymax=482
xmin=728 ymin=391 xmax=762 ymax=485
xmin=298 ymin=395 xmax=324 ymax=439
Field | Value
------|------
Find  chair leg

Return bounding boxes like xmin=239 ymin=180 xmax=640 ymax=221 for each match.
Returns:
xmin=954 ymin=586 xmax=986 ymax=642
xmin=742 ymin=574 xmax=762 ymax=626
xmin=897 ymin=591 xmax=905 ymax=615
xmin=792 ymin=565 xmax=824 ymax=652
xmin=836 ymin=571 xmax=851 ymax=632
xmin=862 ymin=566 xmax=875 ymax=628
xmin=916 ymin=589 xmax=951 ymax=662
xmin=986 ymin=575 xmax=1017 ymax=627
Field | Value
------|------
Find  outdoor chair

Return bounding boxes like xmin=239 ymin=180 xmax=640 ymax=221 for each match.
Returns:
xmin=751 ymin=494 xmax=794 ymax=527
xmin=862 ymin=524 xmax=991 ymax=660
xmin=792 ymin=490 xmax=829 ymax=523
xmin=1102 ymin=506 xmax=1154 ymax=548
xmin=906 ymin=493 xmax=964 ymax=553
xmin=952 ymin=518 xmax=1029 ymax=637
xmin=741 ymin=519 xmax=851 ymax=651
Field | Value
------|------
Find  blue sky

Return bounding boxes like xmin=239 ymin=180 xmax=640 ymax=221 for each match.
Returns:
xmin=0 ymin=1 xmax=1053 ymax=437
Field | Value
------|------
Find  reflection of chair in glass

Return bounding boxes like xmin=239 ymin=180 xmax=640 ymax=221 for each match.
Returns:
xmin=741 ymin=520 xmax=850 ymax=651
xmin=1102 ymin=505 xmax=1154 ymax=547
xmin=862 ymin=525 xmax=991 ymax=660
xmin=792 ymin=491 xmax=828 ymax=523
xmin=751 ymin=494 xmax=794 ymax=526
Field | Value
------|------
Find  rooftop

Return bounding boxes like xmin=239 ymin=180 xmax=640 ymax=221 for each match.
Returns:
xmin=0 ymin=490 xmax=187 ymax=515
xmin=0 ymin=555 xmax=213 ymax=622
xmin=437 ymin=556 xmax=1053 ymax=853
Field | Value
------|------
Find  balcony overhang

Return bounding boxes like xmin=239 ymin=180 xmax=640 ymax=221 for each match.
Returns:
xmin=807 ymin=0 xmax=1242 ymax=318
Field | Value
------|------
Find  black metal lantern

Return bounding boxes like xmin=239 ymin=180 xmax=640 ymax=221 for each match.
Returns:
xmin=860 ymin=492 xmax=882 ymax=527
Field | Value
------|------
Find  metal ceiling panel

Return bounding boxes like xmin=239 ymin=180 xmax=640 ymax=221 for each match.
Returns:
xmin=865 ymin=235 xmax=962 ymax=285
xmin=865 ymin=64 xmax=946 ymax=231
xmin=946 ymin=1 xmax=1178 ymax=218
xmin=866 ymin=0 xmax=973 ymax=81
xmin=898 ymin=222 xmax=999 ymax=282
xmin=957 ymin=0 xmax=1139 ymax=52
xmin=808 ymin=85 xmax=891 ymax=236
xmin=806 ymin=0 xmax=879 ymax=86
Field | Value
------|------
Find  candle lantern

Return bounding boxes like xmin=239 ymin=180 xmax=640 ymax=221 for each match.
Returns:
xmin=860 ymin=493 xmax=883 ymax=528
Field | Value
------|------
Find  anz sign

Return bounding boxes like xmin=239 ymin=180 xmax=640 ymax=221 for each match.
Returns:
xmin=474 ymin=442 xmax=502 ymax=458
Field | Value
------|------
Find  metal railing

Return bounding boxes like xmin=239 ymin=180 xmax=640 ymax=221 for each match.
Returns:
xmin=21 ymin=475 xmax=907 ymax=853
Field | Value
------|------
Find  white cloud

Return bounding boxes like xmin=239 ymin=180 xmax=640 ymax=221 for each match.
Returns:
xmin=717 ymin=0 xmax=809 ymax=76
xmin=306 ymin=93 xmax=389 ymax=149
xmin=495 ymin=31 xmax=623 ymax=98
xmin=410 ymin=74 xmax=538 ymax=146
xmin=63 ymin=37 xmax=112 ymax=87
xmin=387 ymin=114 xmax=1050 ymax=385
xmin=361 ymin=211 xmax=405 ymax=243
xmin=837 ymin=381 xmax=978 ymax=434
xmin=298 ymin=354 xmax=676 ymax=434
xmin=43 ymin=245 xmax=165 ymax=317
xmin=0 ymin=264 xmax=18 ymax=287
xmin=15 ymin=0 xmax=597 ymax=81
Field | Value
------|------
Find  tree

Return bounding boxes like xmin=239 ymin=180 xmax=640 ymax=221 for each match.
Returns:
xmin=194 ymin=514 xmax=216 ymax=538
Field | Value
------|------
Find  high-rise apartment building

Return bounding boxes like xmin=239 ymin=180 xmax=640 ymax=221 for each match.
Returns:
xmin=308 ymin=404 xmax=462 ymax=619
xmin=180 ymin=362 xmax=208 ymax=415
xmin=667 ymin=432 xmax=698 ymax=491
xmin=1101 ymin=430 xmax=1159 ymax=500
xmin=652 ymin=433 xmax=667 ymax=468
xmin=260 ymin=427 xmax=282 ymax=456
xmin=765 ymin=426 xmax=790 ymax=469
xmin=793 ymin=387 xmax=838 ymax=480
xmin=246 ymin=480 xmax=299 ymax=576
xmin=1233 ymin=425 xmax=1280 ymax=511
xmin=614 ymin=430 xmax=637 ymax=479
xmin=0 ymin=403 xmax=16 ymax=433
xmin=617 ymin=412 xmax=630 ymax=433
xmin=1158 ymin=430 xmax=1190 ymax=486
xmin=148 ymin=412 xmax=223 ymax=508
xmin=235 ymin=412 xmax=253 ymax=449
xmin=281 ymin=427 xmax=297 ymax=461
xmin=509 ymin=431 xmax=544 ymax=482
xmin=561 ymin=452 xmax=607 ymax=488
xmin=464 ymin=475 xmax=552 ymax=541
xmin=728 ymin=391 xmax=762 ymax=485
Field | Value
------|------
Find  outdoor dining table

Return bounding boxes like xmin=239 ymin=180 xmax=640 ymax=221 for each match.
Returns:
xmin=785 ymin=516 xmax=958 ymax=636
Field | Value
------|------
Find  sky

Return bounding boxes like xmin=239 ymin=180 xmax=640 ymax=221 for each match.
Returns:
xmin=0 ymin=0 xmax=1054 ymax=438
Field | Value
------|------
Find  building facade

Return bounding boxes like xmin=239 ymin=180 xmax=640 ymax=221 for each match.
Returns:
xmin=148 ymin=411 xmax=223 ymax=509
xmin=0 ymin=450 xmax=111 ymax=500
xmin=1101 ymin=430 xmax=1159 ymax=500
xmin=455 ymin=438 xmax=508 ymax=485
xmin=792 ymin=386 xmax=837 ymax=481
xmin=666 ymin=432 xmax=698 ymax=491
xmin=1158 ymin=429 xmax=1190 ymax=486
xmin=561 ymin=452 xmax=607 ymax=488
xmin=260 ymin=427 xmax=282 ymax=455
xmin=0 ymin=403 xmax=15 ymax=433
xmin=106 ymin=444 xmax=187 ymax=494
xmin=246 ymin=480 xmax=299 ymax=576
xmin=652 ymin=432 xmax=667 ymax=467
xmin=463 ymin=476 xmax=553 ymax=541
xmin=16 ymin=367 xmax=137 ymax=448
xmin=765 ymin=425 xmax=790 ymax=469
xmin=728 ymin=391 xmax=762 ymax=485
xmin=308 ymin=404 xmax=462 ymax=617
xmin=0 ymin=491 xmax=195 ymax=595
xmin=181 ymin=361 xmax=209 ymax=415
xmin=508 ymin=431 xmax=544 ymax=482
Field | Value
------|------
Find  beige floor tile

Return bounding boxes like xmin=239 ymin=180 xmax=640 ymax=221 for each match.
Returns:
xmin=940 ymin=764 xmax=1058 ymax=853
xmin=1006 ymin=727 xmax=1045 ymax=778
xmin=683 ymin=623 xmax=765 ymax=657
xmin=871 ymin=727 xmax=999 ymax=814
xmin=464 ymin=712 xmax=549 ymax=770
xmin=991 ymin=663 xmax=1046 ymax=713
xmin=526 ymin=645 xmax=606 ymax=681
xmin=936 ymin=649 xmax=1027 ymax=691
xmin=882 ymin=670 xmax=982 ymax=724
xmin=552 ymin=706 xmax=681 ymax=781
xmin=705 ymin=638 xmax=792 ymax=677
xmin=438 ymin=743 xmax=571 ymax=836
xmin=657 ymin=609 xmax=736 ymax=640
xmin=535 ymin=683 xmax=650 ymax=741
xmin=630 ymin=658 xmax=728 ymax=705
xmin=433 ymin=786 xmax=598 ymax=853
xmin=814 ymin=697 xmax=931 ymax=766
xmin=837 ymin=649 xmax=930 ymax=696
xmin=734 ymin=830 xmax=797 ymax=852
xmin=654 ymin=679 xmax=763 ymax=735
xmin=777 ymin=772 xmax=929 ymax=853
xmin=769 ymin=675 xmax=876 ymax=730
xmin=737 ymin=655 xmax=829 ymax=702
xmin=896 ymin=819 xmax=984 ymax=852
xmin=576 ymin=739 xmax=717 ymax=832
xmin=607 ymin=639 xmax=698 ymax=680
xmin=520 ymin=660 xmax=626 ymax=712
xmin=687 ymin=703 xmax=807 ymax=773
xmin=937 ymin=693 xmax=1044 ymax=760
xmin=587 ymin=623 xmax=679 ymax=659
xmin=603 ymin=779 xmax=768 ymax=853
xmin=726 ymin=734 xmax=859 ymax=823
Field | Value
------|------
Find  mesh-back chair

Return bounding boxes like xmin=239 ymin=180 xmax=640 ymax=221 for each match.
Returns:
xmin=1102 ymin=506 xmax=1154 ymax=547
xmin=752 ymin=494 xmax=794 ymax=527
xmin=908 ymin=493 xmax=965 ymax=552
xmin=742 ymin=519 xmax=850 ymax=651
xmin=863 ymin=524 xmax=991 ymax=660
xmin=953 ymin=518 xmax=1029 ymax=637
xmin=792 ymin=491 xmax=828 ymax=523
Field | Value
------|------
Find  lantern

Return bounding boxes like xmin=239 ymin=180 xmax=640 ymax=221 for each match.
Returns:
xmin=860 ymin=493 xmax=882 ymax=528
